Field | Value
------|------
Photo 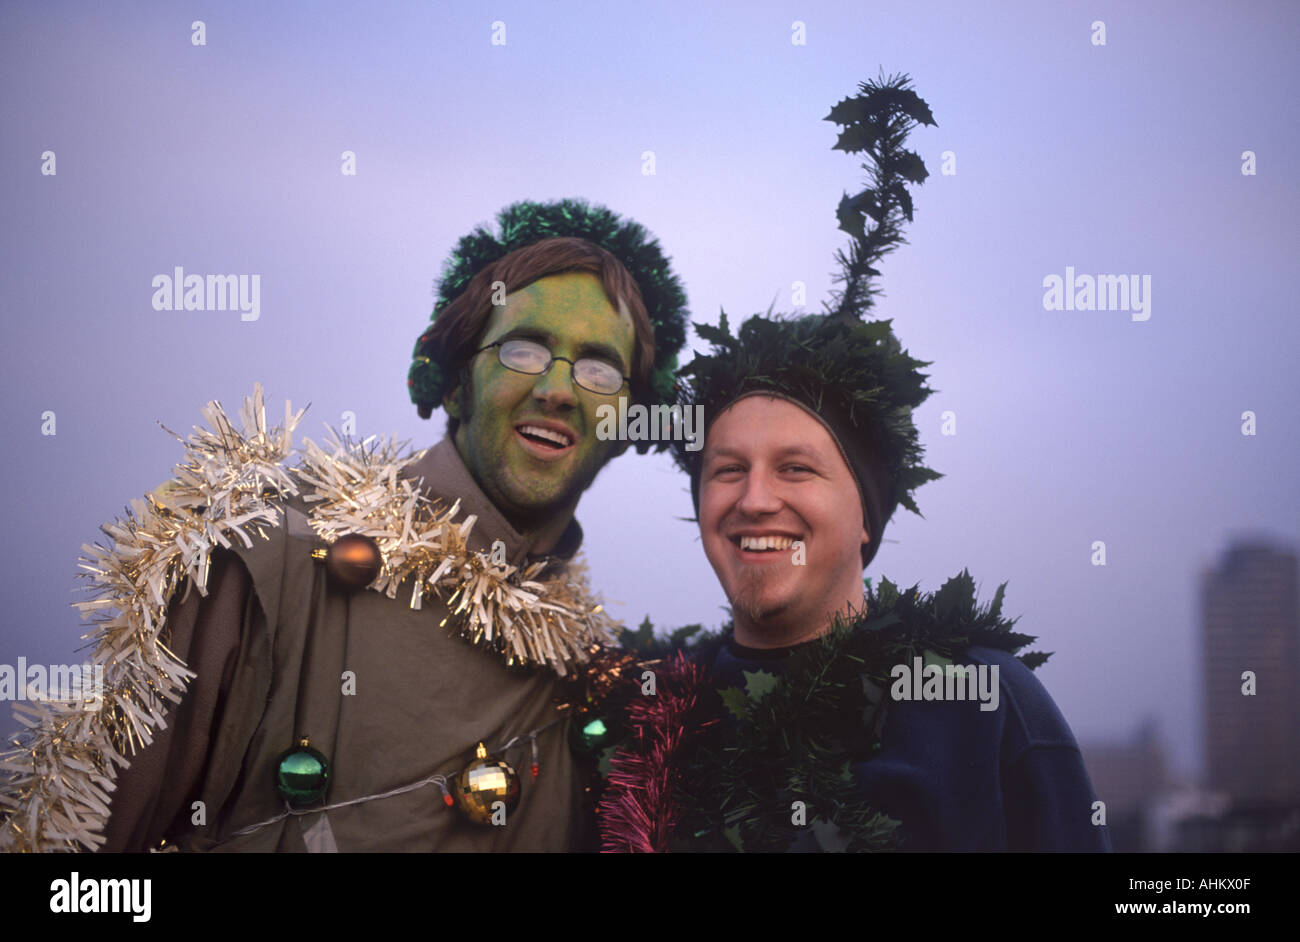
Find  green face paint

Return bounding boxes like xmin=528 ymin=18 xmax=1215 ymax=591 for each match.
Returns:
xmin=450 ymin=271 xmax=636 ymax=540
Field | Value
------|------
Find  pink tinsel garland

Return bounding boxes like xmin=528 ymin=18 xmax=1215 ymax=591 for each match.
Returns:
xmin=597 ymin=652 xmax=713 ymax=853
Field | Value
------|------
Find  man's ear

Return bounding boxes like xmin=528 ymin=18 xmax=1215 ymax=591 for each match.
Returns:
xmin=861 ymin=524 xmax=871 ymax=551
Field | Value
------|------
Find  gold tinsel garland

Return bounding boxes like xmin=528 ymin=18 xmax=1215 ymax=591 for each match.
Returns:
xmin=294 ymin=432 xmax=617 ymax=674
xmin=0 ymin=384 xmax=617 ymax=852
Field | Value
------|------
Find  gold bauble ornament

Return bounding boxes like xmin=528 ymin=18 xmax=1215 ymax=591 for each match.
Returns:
xmin=454 ymin=743 xmax=521 ymax=825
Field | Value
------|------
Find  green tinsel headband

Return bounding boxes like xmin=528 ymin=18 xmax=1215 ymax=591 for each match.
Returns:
xmin=672 ymin=73 xmax=944 ymax=570
xmin=407 ymin=199 xmax=688 ymax=431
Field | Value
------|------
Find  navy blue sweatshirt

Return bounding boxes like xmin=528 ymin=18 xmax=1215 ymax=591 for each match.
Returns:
xmin=709 ymin=638 xmax=1112 ymax=852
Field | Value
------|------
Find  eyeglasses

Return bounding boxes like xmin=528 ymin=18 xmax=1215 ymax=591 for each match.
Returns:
xmin=473 ymin=338 xmax=628 ymax=396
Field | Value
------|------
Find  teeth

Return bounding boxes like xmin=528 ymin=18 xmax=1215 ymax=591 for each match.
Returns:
xmin=519 ymin=425 xmax=571 ymax=447
xmin=739 ymin=535 xmax=796 ymax=552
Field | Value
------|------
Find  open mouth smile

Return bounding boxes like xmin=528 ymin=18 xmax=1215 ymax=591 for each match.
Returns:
xmin=514 ymin=422 xmax=578 ymax=460
xmin=728 ymin=532 xmax=803 ymax=561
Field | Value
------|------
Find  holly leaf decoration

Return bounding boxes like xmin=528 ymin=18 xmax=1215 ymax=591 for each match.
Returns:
xmin=693 ymin=315 xmax=733 ymax=348
xmin=723 ymin=824 xmax=744 ymax=852
xmin=987 ymin=582 xmax=1007 ymax=621
xmin=836 ymin=191 xmax=869 ymax=239
xmin=893 ymin=88 xmax=937 ymax=127
xmin=922 ymin=648 xmax=953 ymax=670
xmin=857 ymin=83 xmax=937 ymax=127
xmin=1019 ymin=650 xmax=1053 ymax=671
xmin=629 ymin=615 xmax=655 ymax=650
xmin=743 ymin=670 xmax=780 ymax=703
xmin=824 ymin=95 xmax=865 ymax=125
xmin=883 ymin=150 xmax=930 ymax=184
xmin=719 ymin=686 xmax=749 ymax=720
xmin=891 ymin=182 xmax=915 ymax=223
xmin=933 ymin=569 xmax=976 ymax=624
xmin=832 ymin=121 xmax=887 ymax=155
xmin=668 ymin=623 xmax=706 ymax=647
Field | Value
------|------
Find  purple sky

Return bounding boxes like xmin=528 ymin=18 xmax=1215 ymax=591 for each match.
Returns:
xmin=2 ymin=0 xmax=1297 ymax=783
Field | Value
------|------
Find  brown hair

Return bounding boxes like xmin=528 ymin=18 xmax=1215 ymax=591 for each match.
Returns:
xmin=422 ymin=237 xmax=656 ymax=433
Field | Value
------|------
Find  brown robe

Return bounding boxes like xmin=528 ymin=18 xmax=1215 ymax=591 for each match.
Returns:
xmin=101 ymin=438 xmax=588 ymax=851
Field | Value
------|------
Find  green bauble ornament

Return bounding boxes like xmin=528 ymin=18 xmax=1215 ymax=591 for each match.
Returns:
xmin=276 ymin=737 xmax=329 ymax=807
xmin=569 ymin=715 xmax=618 ymax=756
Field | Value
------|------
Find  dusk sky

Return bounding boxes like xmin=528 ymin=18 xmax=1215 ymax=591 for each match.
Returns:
xmin=2 ymin=0 xmax=1297 ymax=784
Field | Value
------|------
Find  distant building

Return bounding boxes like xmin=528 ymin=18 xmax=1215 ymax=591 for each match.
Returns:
xmin=1080 ymin=719 xmax=1167 ymax=851
xmin=1200 ymin=540 xmax=1300 ymax=803
xmin=1081 ymin=718 xmax=1166 ymax=813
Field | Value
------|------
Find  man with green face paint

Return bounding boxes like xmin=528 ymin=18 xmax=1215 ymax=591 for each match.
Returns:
xmin=446 ymin=271 xmax=638 ymax=554
xmin=5 ymin=200 xmax=686 ymax=854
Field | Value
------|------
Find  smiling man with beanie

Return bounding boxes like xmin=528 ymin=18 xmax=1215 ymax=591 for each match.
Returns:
xmin=597 ymin=76 xmax=1110 ymax=854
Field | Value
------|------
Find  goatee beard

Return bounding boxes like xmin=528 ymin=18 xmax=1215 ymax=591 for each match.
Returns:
xmin=729 ymin=568 xmax=791 ymax=631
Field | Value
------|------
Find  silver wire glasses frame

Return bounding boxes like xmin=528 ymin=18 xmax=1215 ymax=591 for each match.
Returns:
xmin=473 ymin=338 xmax=629 ymax=395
